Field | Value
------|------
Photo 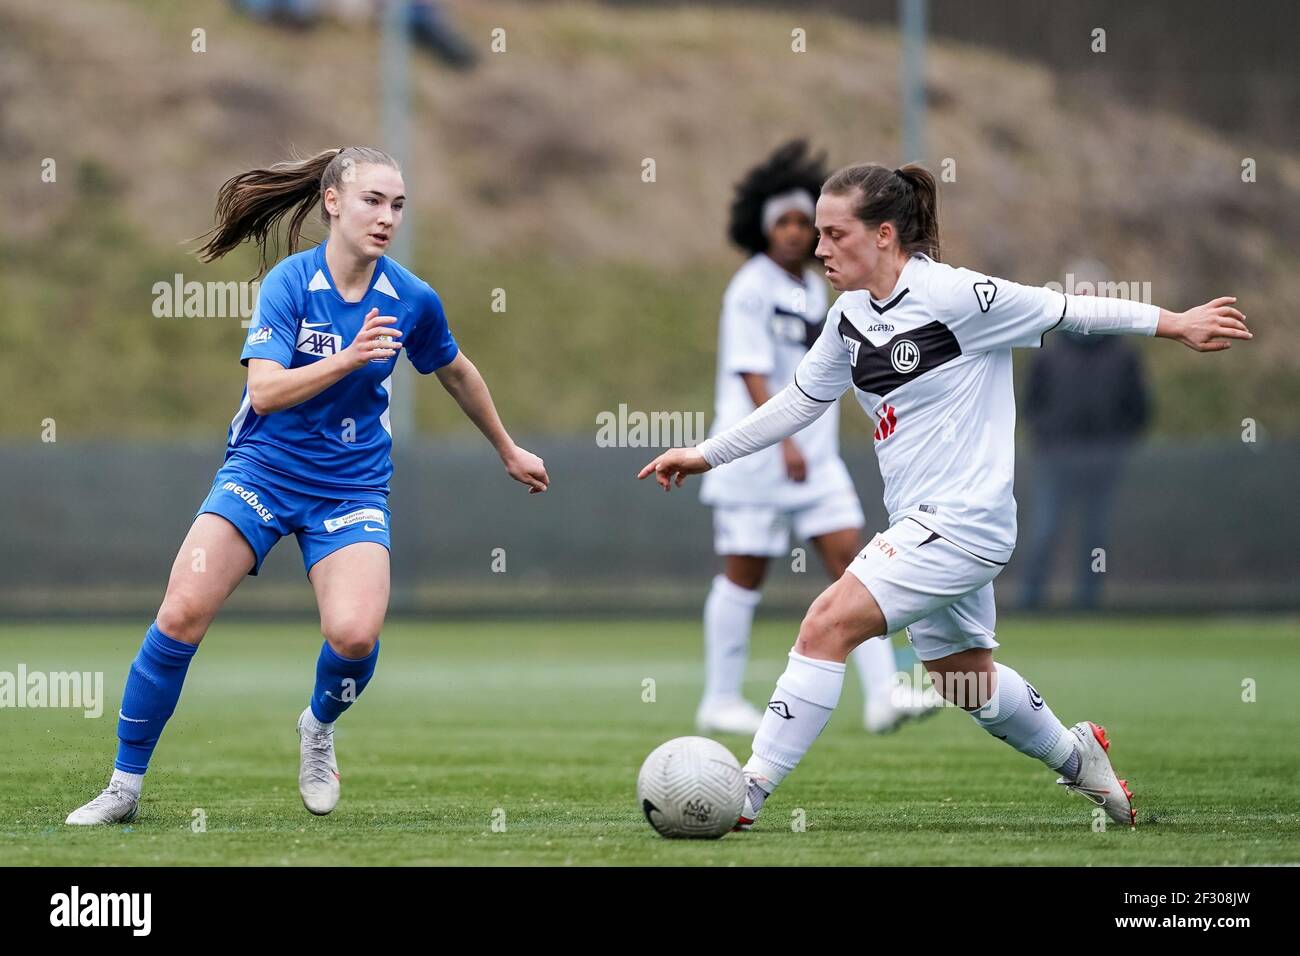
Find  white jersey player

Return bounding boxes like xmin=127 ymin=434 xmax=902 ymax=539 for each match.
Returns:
xmin=642 ymin=161 xmax=1250 ymax=830
xmin=696 ymin=141 xmax=938 ymax=737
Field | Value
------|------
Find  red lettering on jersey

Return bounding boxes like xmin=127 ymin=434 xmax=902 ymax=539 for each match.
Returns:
xmin=873 ymin=404 xmax=898 ymax=441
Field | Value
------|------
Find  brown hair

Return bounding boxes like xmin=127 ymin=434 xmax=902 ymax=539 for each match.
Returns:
xmin=195 ymin=146 xmax=400 ymax=277
xmin=821 ymin=162 xmax=940 ymax=261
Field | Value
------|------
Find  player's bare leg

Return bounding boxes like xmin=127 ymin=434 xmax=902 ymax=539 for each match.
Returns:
xmin=697 ymin=555 xmax=769 ymax=736
xmin=298 ymin=542 xmax=389 ymax=815
xmin=925 ymin=648 xmax=1136 ymax=827
xmin=736 ymin=572 xmax=886 ymax=828
xmin=66 ymin=515 xmax=254 ymax=825
xmin=813 ymin=529 xmax=940 ymax=733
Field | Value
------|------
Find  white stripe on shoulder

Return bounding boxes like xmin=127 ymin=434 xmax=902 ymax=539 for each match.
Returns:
xmin=374 ymin=272 xmax=400 ymax=299
xmin=307 ymin=269 xmax=331 ymax=292
xmin=228 ymin=390 xmax=253 ymax=443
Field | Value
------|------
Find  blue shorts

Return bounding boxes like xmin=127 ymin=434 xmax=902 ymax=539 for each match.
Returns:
xmin=196 ymin=460 xmax=391 ymax=576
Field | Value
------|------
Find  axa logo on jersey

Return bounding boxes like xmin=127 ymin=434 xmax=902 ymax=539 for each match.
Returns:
xmin=296 ymin=322 xmax=342 ymax=357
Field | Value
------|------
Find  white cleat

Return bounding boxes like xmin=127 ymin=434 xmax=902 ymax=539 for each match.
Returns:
xmin=65 ymin=782 xmax=139 ymax=826
xmin=695 ymin=698 xmax=765 ymax=736
xmin=1057 ymin=720 xmax=1137 ymax=828
xmin=297 ymin=708 xmax=340 ymax=816
xmin=733 ymin=771 xmax=772 ymax=832
xmin=865 ymin=685 xmax=944 ymax=734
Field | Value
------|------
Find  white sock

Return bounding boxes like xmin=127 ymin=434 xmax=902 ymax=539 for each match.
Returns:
xmin=745 ymin=650 xmax=846 ymax=789
xmin=850 ymin=635 xmax=898 ymax=704
xmin=968 ymin=663 xmax=1076 ymax=772
xmin=111 ymin=768 xmax=143 ymax=797
xmin=301 ymin=710 xmax=334 ymax=736
xmin=701 ymin=574 xmax=762 ymax=706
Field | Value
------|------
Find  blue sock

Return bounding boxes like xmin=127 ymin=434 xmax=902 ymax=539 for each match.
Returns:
xmin=310 ymin=640 xmax=379 ymax=723
xmin=115 ymin=622 xmax=199 ymax=774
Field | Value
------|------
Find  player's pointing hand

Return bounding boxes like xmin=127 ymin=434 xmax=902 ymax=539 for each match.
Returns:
xmin=1159 ymin=296 xmax=1252 ymax=352
xmin=637 ymin=447 xmax=711 ymax=491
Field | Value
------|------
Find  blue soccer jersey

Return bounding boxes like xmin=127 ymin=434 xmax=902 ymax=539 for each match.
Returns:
xmin=228 ymin=242 xmax=458 ymax=495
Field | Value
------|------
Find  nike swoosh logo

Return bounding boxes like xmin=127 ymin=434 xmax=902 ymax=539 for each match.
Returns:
xmin=118 ymin=712 xmax=148 ymax=723
xmin=362 ymin=524 xmax=384 ymax=532
xmin=301 ymin=320 xmax=331 ymax=329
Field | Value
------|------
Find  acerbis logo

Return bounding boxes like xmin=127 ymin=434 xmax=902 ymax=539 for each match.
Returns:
xmin=221 ymin=481 xmax=275 ymax=523
xmin=862 ymin=323 xmax=895 ymax=334
xmin=974 ymin=279 xmax=997 ymax=313
xmin=890 ymin=339 xmax=920 ymax=374
xmin=767 ymin=700 xmax=794 ymax=720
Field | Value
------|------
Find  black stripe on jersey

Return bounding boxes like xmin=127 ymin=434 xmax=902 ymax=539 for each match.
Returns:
xmin=1039 ymin=294 xmax=1069 ymax=346
xmin=793 ymin=373 xmax=836 ymax=403
xmin=869 ymin=288 xmax=910 ymax=314
xmin=839 ymin=315 xmax=963 ymax=397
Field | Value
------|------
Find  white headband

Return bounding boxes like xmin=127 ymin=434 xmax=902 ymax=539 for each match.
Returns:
xmin=761 ymin=189 xmax=816 ymax=236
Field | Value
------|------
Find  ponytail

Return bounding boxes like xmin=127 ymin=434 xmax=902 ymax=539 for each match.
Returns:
xmin=195 ymin=145 xmax=400 ymax=277
xmin=822 ymin=161 xmax=941 ymax=261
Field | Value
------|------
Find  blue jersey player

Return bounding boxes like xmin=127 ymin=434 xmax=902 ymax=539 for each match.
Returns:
xmin=67 ymin=146 xmax=549 ymax=824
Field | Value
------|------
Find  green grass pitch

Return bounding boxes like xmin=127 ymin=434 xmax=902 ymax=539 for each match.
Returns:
xmin=2 ymin=617 xmax=1297 ymax=866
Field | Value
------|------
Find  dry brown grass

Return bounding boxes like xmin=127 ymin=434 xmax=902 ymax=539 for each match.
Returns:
xmin=1 ymin=0 xmax=1296 ymax=436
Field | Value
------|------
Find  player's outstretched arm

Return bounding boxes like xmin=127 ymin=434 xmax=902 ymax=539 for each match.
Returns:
xmin=636 ymin=380 xmax=833 ymax=492
xmin=1155 ymin=297 xmax=1252 ymax=352
xmin=434 ymin=351 xmax=549 ymax=494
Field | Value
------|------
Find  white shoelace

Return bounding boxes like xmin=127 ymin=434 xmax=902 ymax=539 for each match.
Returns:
xmin=81 ymin=783 xmax=135 ymax=815
xmin=301 ymin=733 xmax=336 ymax=784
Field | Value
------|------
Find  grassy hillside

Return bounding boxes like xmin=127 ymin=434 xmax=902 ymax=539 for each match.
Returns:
xmin=1 ymin=0 xmax=1297 ymax=439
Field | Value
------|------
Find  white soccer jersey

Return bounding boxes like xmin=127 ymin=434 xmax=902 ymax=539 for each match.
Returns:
xmin=795 ymin=253 xmax=1086 ymax=563
xmin=700 ymin=253 xmax=852 ymax=508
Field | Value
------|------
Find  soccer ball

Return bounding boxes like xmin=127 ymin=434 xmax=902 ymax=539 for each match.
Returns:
xmin=637 ymin=736 xmax=745 ymax=839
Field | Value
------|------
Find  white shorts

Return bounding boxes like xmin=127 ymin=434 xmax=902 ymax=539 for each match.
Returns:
xmin=712 ymin=488 xmax=865 ymax=558
xmin=846 ymin=517 xmax=1005 ymax=662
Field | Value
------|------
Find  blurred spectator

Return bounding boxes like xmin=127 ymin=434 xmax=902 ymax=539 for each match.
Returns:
xmin=229 ymin=0 xmax=322 ymax=29
xmin=402 ymin=0 xmax=478 ymax=69
xmin=229 ymin=0 xmax=478 ymax=69
xmin=1020 ymin=259 xmax=1151 ymax=610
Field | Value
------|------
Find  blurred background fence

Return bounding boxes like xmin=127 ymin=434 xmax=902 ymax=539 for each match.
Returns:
xmin=3 ymin=436 xmax=1295 ymax=617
